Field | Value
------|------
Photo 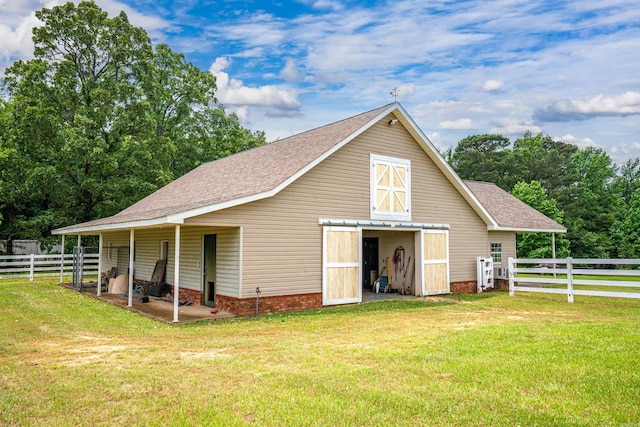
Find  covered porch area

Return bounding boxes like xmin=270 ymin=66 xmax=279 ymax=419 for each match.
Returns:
xmin=54 ymin=223 xmax=242 ymax=323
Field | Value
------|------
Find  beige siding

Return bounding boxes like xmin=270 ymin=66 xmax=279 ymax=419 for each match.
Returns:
xmin=488 ymin=231 xmax=516 ymax=266
xmin=187 ymin=114 xmax=489 ymax=298
xmin=100 ymin=230 xmax=131 ymax=275
xmin=100 ymin=227 xmax=240 ymax=297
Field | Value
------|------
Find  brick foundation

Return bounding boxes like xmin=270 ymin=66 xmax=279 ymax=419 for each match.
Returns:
xmin=217 ymin=292 xmax=323 ymax=317
xmin=494 ymin=279 xmax=509 ymax=291
xmin=450 ymin=280 xmax=478 ymax=295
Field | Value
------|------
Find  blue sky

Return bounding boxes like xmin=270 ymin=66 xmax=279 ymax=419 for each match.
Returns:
xmin=2 ymin=0 xmax=640 ymax=164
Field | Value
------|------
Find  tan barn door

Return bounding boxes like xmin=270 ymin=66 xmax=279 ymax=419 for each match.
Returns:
xmin=420 ymin=229 xmax=450 ymax=295
xmin=323 ymin=226 xmax=362 ymax=305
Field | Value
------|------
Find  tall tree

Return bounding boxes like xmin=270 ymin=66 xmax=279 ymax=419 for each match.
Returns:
xmin=0 ymin=1 xmax=266 ymax=245
xmin=611 ymin=188 xmax=640 ymax=258
xmin=511 ymin=181 xmax=570 ymax=258
xmin=511 ymin=132 xmax=577 ymax=194
xmin=613 ymin=157 xmax=640 ymax=204
xmin=449 ymin=134 xmax=513 ymax=188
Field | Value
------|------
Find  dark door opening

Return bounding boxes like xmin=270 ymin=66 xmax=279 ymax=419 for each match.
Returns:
xmin=203 ymin=234 xmax=217 ymax=307
xmin=362 ymin=237 xmax=379 ymax=290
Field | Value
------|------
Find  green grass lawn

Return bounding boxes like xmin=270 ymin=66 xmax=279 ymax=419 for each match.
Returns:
xmin=1 ymin=279 xmax=639 ymax=426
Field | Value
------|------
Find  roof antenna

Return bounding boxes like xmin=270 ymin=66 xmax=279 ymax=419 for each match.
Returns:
xmin=390 ymin=87 xmax=399 ymax=102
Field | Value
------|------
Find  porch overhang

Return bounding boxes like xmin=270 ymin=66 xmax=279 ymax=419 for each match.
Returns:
xmin=51 ymin=217 xmax=185 ymax=235
xmin=487 ymin=225 xmax=567 ymax=233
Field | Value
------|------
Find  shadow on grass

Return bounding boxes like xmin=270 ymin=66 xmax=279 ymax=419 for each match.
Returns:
xmin=183 ymin=298 xmax=459 ymax=327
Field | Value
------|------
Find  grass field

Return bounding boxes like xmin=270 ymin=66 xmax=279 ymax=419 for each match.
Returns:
xmin=1 ymin=278 xmax=639 ymax=426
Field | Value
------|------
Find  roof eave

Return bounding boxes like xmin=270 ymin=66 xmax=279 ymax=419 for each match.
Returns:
xmin=51 ymin=216 xmax=184 ymax=235
xmin=488 ymin=225 xmax=567 ymax=233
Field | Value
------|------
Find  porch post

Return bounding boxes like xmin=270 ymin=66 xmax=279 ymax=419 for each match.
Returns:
xmin=173 ymin=225 xmax=181 ymax=323
xmin=97 ymin=232 xmax=103 ymax=296
xmin=128 ymin=229 xmax=134 ymax=307
xmin=59 ymin=235 xmax=65 ymax=284
xmin=552 ymin=232 xmax=556 ymax=279
xmin=77 ymin=234 xmax=81 ymax=248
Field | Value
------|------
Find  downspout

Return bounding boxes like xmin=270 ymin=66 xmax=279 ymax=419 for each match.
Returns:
xmin=255 ymin=287 xmax=261 ymax=316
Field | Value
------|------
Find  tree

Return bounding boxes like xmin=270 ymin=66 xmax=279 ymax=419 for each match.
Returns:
xmin=611 ymin=189 xmax=640 ymax=258
xmin=555 ymin=147 xmax=623 ymax=258
xmin=511 ymin=132 xmax=577 ymax=194
xmin=613 ymin=157 xmax=640 ymax=204
xmin=0 ymin=1 xmax=266 ymax=243
xmin=449 ymin=134 xmax=513 ymax=188
xmin=511 ymin=181 xmax=570 ymax=258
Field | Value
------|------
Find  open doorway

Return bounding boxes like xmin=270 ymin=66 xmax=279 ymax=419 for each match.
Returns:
xmin=362 ymin=230 xmax=416 ymax=296
xmin=362 ymin=238 xmax=379 ymax=290
xmin=203 ymin=234 xmax=216 ymax=307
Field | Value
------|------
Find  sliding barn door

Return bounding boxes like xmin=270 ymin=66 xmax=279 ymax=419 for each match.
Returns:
xmin=420 ymin=229 xmax=450 ymax=295
xmin=323 ymin=227 xmax=361 ymax=305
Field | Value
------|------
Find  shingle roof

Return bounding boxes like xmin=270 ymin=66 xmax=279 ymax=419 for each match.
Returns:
xmin=54 ymin=104 xmax=394 ymax=233
xmin=464 ymin=181 xmax=566 ymax=232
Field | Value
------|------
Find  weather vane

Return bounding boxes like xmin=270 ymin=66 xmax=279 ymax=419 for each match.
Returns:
xmin=390 ymin=87 xmax=399 ymax=102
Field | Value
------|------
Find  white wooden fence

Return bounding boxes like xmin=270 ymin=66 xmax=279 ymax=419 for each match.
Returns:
xmin=0 ymin=253 xmax=99 ymax=280
xmin=508 ymin=257 xmax=640 ymax=302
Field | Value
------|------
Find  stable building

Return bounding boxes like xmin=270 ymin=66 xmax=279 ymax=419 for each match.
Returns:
xmin=52 ymin=103 xmax=565 ymax=319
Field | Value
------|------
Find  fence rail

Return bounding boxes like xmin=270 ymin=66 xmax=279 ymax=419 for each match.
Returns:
xmin=508 ymin=257 xmax=640 ymax=302
xmin=0 ymin=253 xmax=99 ymax=280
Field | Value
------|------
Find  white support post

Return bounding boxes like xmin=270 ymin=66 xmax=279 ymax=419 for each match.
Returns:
xmin=566 ymin=257 xmax=574 ymax=303
xmin=173 ymin=225 xmax=181 ymax=323
xmin=59 ymin=235 xmax=65 ymax=284
xmin=128 ymin=229 xmax=134 ymax=307
xmin=508 ymin=257 xmax=515 ymax=296
xmin=77 ymin=235 xmax=81 ymax=248
xmin=552 ymin=233 xmax=557 ymax=280
xmin=29 ymin=254 xmax=35 ymax=281
xmin=97 ymin=232 xmax=103 ymax=296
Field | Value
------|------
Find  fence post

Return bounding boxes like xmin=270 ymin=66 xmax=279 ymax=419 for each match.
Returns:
xmin=29 ymin=254 xmax=35 ymax=281
xmin=508 ymin=257 xmax=515 ymax=296
xmin=566 ymin=257 xmax=574 ymax=303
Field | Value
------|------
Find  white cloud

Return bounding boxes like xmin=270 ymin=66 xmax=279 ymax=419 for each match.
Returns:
xmin=536 ymin=91 xmax=640 ymax=121
xmin=209 ymin=57 xmax=302 ymax=118
xmin=311 ymin=0 xmax=344 ymax=11
xmin=482 ymin=79 xmax=503 ymax=92
xmin=280 ymin=58 xmax=303 ymax=81
xmin=553 ymin=134 xmax=597 ymax=149
xmin=490 ymin=121 xmax=542 ymax=136
xmin=439 ymin=118 xmax=475 ymax=130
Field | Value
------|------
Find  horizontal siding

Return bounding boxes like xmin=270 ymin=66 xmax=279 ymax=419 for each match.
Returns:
xmin=188 ymin=114 xmax=490 ymax=298
xmin=99 ymin=227 xmax=240 ymax=298
xmin=100 ymin=231 xmax=132 ymax=276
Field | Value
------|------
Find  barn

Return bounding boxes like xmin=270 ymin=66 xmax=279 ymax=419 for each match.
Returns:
xmin=53 ymin=103 xmax=565 ymax=319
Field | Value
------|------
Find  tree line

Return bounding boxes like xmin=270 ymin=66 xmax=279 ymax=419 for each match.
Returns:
xmin=0 ymin=1 xmax=266 ymax=251
xmin=446 ymin=133 xmax=640 ymax=259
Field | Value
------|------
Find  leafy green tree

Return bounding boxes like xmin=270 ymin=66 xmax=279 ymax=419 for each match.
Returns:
xmin=449 ymin=134 xmax=513 ymax=188
xmin=511 ymin=132 xmax=577 ymax=194
xmin=613 ymin=158 xmax=640 ymax=204
xmin=511 ymin=181 xmax=570 ymax=258
xmin=0 ymin=1 xmax=266 ymax=243
xmin=611 ymin=188 xmax=640 ymax=258
xmin=555 ymin=147 xmax=624 ymax=258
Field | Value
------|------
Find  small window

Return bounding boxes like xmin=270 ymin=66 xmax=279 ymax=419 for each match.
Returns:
xmin=160 ymin=240 xmax=169 ymax=261
xmin=370 ymin=154 xmax=411 ymax=221
xmin=491 ymin=243 xmax=502 ymax=263
xmin=107 ymin=241 xmax=113 ymax=259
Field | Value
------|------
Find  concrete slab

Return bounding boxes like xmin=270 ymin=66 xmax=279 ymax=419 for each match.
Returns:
xmin=62 ymin=282 xmax=235 ymax=324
